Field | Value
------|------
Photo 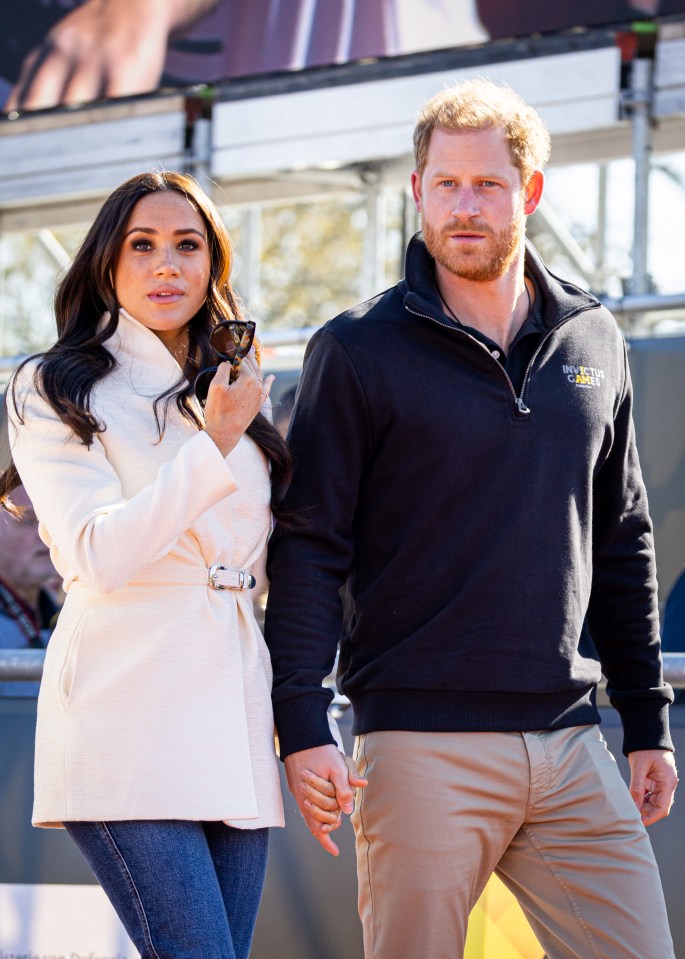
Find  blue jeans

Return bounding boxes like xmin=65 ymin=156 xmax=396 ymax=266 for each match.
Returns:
xmin=66 ymin=820 xmax=269 ymax=959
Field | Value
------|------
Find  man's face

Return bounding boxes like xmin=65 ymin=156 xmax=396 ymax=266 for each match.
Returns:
xmin=0 ymin=486 xmax=57 ymax=605
xmin=411 ymin=126 xmax=541 ymax=282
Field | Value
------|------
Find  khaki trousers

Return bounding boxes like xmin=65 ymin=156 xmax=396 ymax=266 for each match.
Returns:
xmin=352 ymin=726 xmax=674 ymax=959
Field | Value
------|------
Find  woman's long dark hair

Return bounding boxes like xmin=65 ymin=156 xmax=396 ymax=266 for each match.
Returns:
xmin=0 ymin=171 xmax=293 ymax=520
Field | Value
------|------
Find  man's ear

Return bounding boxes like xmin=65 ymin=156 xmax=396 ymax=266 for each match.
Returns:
xmin=410 ymin=170 xmax=423 ymax=213
xmin=524 ymin=170 xmax=544 ymax=216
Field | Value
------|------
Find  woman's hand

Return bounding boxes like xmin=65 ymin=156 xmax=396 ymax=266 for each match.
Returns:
xmin=203 ymin=351 xmax=274 ymax=458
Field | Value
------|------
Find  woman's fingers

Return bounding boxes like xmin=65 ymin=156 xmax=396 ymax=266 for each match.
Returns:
xmin=303 ymin=798 xmax=343 ymax=828
xmin=209 ymin=359 xmax=271 ymax=402
xmin=303 ymin=768 xmax=337 ymax=796
xmin=240 ymin=347 xmax=261 ymax=378
xmin=203 ymin=361 xmax=273 ymax=456
xmin=301 ymin=779 xmax=339 ymax=814
xmin=240 ymin=350 xmax=273 ymax=396
xmin=300 ymin=768 xmax=343 ymax=827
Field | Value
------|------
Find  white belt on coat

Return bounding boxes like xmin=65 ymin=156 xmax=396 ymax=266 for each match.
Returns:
xmin=117 ymin=564 xmax=257 ymax=590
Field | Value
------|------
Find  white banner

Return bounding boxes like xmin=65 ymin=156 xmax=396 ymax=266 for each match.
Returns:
xmin=0 ymin=884 xmax=137 ymax=959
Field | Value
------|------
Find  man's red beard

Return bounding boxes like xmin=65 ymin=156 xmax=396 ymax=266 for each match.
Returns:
xmin=421 ymin=214 xmax=523 ymax=282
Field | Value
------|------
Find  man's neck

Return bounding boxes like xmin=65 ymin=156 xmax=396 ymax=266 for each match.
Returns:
xmin=435 ymin=256 xmax=532 ymax=353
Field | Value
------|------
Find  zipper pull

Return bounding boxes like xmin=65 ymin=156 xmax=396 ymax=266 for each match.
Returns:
xmin=516 ymin=397 xmax=531 ymax=415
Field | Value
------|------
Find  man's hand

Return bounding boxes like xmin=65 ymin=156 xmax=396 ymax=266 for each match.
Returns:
xmin=284 ymin=744 xmax=367 ymax=856
xmin=627 ymin=749 xmax=678 ymax=826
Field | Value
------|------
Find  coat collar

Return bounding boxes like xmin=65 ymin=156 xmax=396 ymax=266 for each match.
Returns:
xmin=101 ymin=307 xmax=185 ymax=393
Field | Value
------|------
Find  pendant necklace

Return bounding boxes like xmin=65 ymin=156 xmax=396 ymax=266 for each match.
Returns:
xmin=441 ymin=280 xmax=532 ymax=334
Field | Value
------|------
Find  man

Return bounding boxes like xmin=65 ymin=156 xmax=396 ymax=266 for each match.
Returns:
xmin=265 ymin=79 xmax=678 ymax=958
xmin=0 ymin=484 xmax=60 ymax=696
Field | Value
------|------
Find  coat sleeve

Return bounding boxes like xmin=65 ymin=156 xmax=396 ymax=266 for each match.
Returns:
xmin=265 ymin=329 xmax=372 ymax=759
xmin=588 ymin=340 xmax=673 ymax=755
xmin=7 ymin=365 xmax=239 ymax=594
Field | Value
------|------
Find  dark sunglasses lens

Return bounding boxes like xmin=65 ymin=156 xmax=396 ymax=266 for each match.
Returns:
xmin=209 ymin=322 xmax=255 ymax=360
xmin=210 ymin=324 xmax=238 ymax=359
xmin=193 ymin=367 xmax=217 ymax=405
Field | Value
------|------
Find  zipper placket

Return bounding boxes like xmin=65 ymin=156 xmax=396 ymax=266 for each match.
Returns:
xmin=515 ymin=328 xmax=564 ymax=413
xmin=406 ymin=304 xmax=570 ymax=416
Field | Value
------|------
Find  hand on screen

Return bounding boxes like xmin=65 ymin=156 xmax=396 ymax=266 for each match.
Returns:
xmin=5 ymin=0 xmax=216 ymax=112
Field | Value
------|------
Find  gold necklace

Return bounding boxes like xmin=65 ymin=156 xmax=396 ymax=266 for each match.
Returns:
xmin=170 ymin=332 xmax=189 ymax=366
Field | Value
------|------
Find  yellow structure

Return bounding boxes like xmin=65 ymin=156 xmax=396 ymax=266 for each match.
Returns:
xmin=464 ymin=874 xmax=545 ymax=959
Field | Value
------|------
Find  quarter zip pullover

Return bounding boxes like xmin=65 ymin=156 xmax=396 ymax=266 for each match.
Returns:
xmin=265 ymin=234 xmax=673 ymax=759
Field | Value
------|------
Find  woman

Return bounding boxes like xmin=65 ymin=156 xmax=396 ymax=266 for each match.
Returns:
xmin=0 ymin=170 xmax=300 ymax=959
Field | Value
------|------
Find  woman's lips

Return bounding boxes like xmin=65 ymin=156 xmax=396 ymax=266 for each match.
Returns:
xmin=148 ymin=289 xmax=184 ymax=303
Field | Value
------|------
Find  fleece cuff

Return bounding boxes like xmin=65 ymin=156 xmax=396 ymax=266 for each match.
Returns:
xmin=610 ymin=690 xmax=674 ymax=755
xmin=273 ymin=690 xmax=336 ymax=760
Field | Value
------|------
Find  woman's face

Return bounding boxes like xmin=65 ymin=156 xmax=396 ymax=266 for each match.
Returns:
xmin=113 ymin=190 xmax=212 ymax=349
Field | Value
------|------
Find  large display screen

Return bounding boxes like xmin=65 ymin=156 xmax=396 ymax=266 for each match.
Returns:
xmin=2 ymin=0 xmax=685 ymax=113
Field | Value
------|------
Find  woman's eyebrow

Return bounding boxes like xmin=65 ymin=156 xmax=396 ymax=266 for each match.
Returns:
xmin=123 ymin=226 xmax=206 ymax=238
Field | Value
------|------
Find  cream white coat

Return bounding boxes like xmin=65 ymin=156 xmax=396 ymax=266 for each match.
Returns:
xmin=8 ymin=309 xmax=284 ymax=829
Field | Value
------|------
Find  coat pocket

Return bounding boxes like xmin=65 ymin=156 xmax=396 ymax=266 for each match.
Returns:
xmin=58 ymin=608 xmax=88 ymax=710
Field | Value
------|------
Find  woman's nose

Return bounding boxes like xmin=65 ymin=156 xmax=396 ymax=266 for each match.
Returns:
xmin=154 ymin=248 xmax=181 ymax=274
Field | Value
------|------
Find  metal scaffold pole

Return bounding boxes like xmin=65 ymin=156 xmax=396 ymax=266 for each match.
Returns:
xmin=630 ymin=55 xmax=654 ymax=301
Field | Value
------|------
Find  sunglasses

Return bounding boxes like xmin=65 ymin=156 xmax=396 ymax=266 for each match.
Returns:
xmin=193 ymin=320 xmax=256 ymax=405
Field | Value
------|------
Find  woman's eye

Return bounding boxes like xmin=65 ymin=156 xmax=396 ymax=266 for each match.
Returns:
xmin=178 ymin=239 xmax=199 ymax=251
xmin=131 ymin=239 xmax=153 ymax=251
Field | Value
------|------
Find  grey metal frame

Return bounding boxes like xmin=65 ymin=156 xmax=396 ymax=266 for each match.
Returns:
xmin=1 ymin=648 xmax=684 ymax=687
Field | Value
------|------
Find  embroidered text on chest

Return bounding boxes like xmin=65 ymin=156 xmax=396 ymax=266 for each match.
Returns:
xmin=562 ymin=364 xmax=606 ymax=388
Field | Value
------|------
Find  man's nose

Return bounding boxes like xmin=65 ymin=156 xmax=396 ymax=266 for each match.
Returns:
xmin=451 ymin=188 xmax=479 ymax=218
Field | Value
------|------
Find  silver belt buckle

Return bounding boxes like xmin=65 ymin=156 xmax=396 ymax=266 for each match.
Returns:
xmin=208 ymin=564 xmax=256 ymax=590
xmin=208 ymin=563 xmax=227 ymax=590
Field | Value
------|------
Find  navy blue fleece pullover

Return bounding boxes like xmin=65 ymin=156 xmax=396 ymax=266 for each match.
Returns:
xmin=265 ymin=235 xmax=673 ymax=758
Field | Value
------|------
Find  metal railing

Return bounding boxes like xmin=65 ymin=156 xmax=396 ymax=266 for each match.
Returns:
xmin=1 ymin=648 xmax=684 ymax=687
xmin=2 ymin=293 xmax=685 ymax=382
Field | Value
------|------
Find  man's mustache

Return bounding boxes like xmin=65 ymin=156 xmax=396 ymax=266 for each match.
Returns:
xmin=441 ymin=221 xmax=494 ymax=235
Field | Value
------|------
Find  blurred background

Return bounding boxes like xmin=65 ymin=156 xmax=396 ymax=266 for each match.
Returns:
xmin=1 ymin=1 xmax=685 ymax=957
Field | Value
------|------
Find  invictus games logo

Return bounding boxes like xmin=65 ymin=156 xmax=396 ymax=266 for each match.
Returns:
xmin=562 ymin=364 xmax=605 ymax=388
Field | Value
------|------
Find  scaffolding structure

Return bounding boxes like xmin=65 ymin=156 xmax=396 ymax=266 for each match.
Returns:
xmin=0 ymin=24 xmax=684 ymax=331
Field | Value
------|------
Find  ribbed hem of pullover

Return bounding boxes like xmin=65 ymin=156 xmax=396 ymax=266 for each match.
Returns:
xmin=350 ymin=688 xmax=602 ymax=737
xmin=275 ymin=685 xmax=675 ymax=758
